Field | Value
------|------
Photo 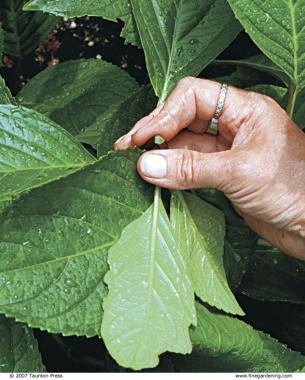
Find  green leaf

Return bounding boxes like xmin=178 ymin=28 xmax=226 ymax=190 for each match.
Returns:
xmin=0 ymin=150 xmax=153 ymax=337
xmin=194 ymin=189 xmax=258 ymax=292
xmin=170 ymin=191 xmax=243 ymax=315
xmin=174 ymin=302 xmax=305 ymax=372
xmin=23 ymin=0 xmax=141 ymax=46
xmin=0 ymin=104 xmax=93 ymax=203
xmin=295 ymin=88 xmax=305 ymax=129
xmin=0 ymin=315 xmax=45 ymax=372
xmin=240 ymin=239 xmax=305 ymax=304
xmin=214 ymin=54 xmax=289 ymax=85
xmin=76 ymin=85 xmax=156 ymax=154
xmin=18 ymin=59 xmax=140 ymax=137
xmin=228 ymin=0 xmax=305 ymax=93
xmin=247 ymin=84 xmax=288 ymax=108
xmin=0 ymin=76 xmax=14 ymax=104
xmin=102 ymin=189 xmax=196 ymax=370
xmin=131 ymin=0 xmax=241 ymax=101
xmin=0 ymin=0 xmax=58 ymax=57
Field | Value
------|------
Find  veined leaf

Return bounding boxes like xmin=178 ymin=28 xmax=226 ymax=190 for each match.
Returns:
xmin=170 ymin=191 xmax=243 ymax=315
xmin=23 ymin=0 xmax=141 ymax=46
xmin=131 ymin=0 xmax=241 ymax=101
xmin=102 ymin=189 xmax=196 ymax=370
xmin=214 ymin=54 xmax=289 ymax=85
xmin=18 ymin=59 xmax=140 ymax=137
xmin=0 ymin=104 xmax=93 ymax=203
xmin=194 ymin=189 xmax=258 ymax=292
xmin=228 ymin=0 xmax=305 ymax=93
xmin=240 ymin=239 xmax=305 ymax=304
xmin=0 ymin=150 xmax=153 ymax=337
xmin=76 ymin=85 xmax=156 ymax=154
xmin=0 ymin=77 xmax=14 ymax=104
xmin=0 ymin=315 xmax=45 ymax=372
xmin=0 ymin=0 xmax=58 ymax=57
xmin=174 ymin=302 xmax=305 ymax=372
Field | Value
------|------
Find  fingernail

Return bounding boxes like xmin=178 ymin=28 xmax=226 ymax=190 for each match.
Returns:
xmin=140 ymin=154 xmax=167 ymax=178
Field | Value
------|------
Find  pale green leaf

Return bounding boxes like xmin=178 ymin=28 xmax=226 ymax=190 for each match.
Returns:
xmin=194 ymin=189 xmax=258 ymax=292
xmin=0 ymin=315 xmax=45 ymax=372
xmin=0 ymin=77 xmax=14 ymax=105
xmin=23 ymin=0 xmax=141 ymax=46
xmin=18 ymin=59 xmax=140 ymax=137
xmin=228 ymin=0 xmax=305 ymax=92
xmin=76 ymin=85 xmax=156 ymax=153
xmin=0 ymin=0 xmax=58 ymax=57
xmin=102 ymin=190 xmax=196 ymax=370
xmin=170 ymin=191 xmax=243 ymax=315
xmin=0 ymin=150 xmax=153 ymax=337
xmin=0 ymin=104 xmax=93 ymax=203
xmin=131 ymin=0 xmax=241 ymax=101
xmin=240 ymin=239 xmax=305 ymax=304
xmin=174 ymin=302 xmax=305 ymax=372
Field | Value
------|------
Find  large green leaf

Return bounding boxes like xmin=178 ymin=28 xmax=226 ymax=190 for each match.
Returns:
xmin=76 ymin=85 xmax=157 ymax=154
xmin=102 ymin=189 xmax=196 ymax=370
xmin=174 ymin=302 xmax=305 ymax=372
xmin=194 ymin=189 xmax=258 ymax=292
xmin=0 ymin=0 xmax=58 ymax=57
xmin=131 ymin=0 xmax=241 ymax=101
xmin=170 ymin=191 xmax=243 ymax=315
xmin=295 ymin=88 xmax=305 ymax=129
xmin=0 ymin=77 xmax=14 ymax=104
xmin=240 ymin=240 xmax=305 ymax=304
xmin=23 ymin=0 xmax=141 ymax=46
xmin=0 ymin=151 xmax=153 ymax=337
xmin=0 ymin=104 xmax=93 ymax=203
xmin=0 ymin=315 xmax=45 ymax=372
xmin=228 ymin=0 xmax=305 ymax=93
xmin=18 ymin=59 xmax=140 ymax=137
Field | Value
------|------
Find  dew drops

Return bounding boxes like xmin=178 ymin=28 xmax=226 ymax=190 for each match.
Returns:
xmin=87 ymin=228 xmax=92 ymax=234
xmin=273 ymin=259 xmax=278 ymax=265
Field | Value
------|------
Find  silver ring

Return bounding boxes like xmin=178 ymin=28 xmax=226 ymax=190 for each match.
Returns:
xmin=206 ymin=83 xmax=228 ymax=136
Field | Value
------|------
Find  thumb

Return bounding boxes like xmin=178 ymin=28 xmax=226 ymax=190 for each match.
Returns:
xmin=137 ymin=149 xmax=234 ymax=190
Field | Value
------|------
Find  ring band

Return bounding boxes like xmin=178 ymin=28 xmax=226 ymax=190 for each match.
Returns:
xmin=206 ymin=83 xmax=228 ymax=136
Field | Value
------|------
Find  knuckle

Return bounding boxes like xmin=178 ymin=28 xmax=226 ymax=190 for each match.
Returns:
xmin=177 ymin=76 xmax=196 ymax=88
xmin=176 ymin=152 xmax=197 ymax=188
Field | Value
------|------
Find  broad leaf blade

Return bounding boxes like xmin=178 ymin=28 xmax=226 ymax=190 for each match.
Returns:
xmin=131 ymin=0 xmax=241 ymax=101
xmin=18 ymin=59 xmax=140 ymax=137
xmin=174 ymin=302 xmax=305 ymax=372
xmin=228 ymin=0 xmax=305 ymax=91
xmin=194 ymin=189 xmax=258 ymax=291
xmin=23 ymin=0 xmax=141 ymax=46
xmin=0 ymin=0 xmax=58 ymax=57
xmin=0 ymin=151 xmax=153 ymax=337
xmin=170 ymin=191 xmax=243 ymax=315
xmin=102 ymin=192 xmax=196 ymax=370
xmin=0 ymin=315 xmax=45 ymax=372
xmin=240 ymin=239 xmax=305 ymax=304
xmin=0 ymin=104 xmax=93 ymax=202
xmin=77 ymin=84 xmax=157 ymax=153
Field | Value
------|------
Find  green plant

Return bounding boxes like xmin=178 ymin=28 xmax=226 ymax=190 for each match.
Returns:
xmin=0 ymin=0 xmax=305 ymax=372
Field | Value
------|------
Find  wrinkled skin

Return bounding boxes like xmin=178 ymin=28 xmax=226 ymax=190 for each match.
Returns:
xmin=114 ymin=77 xmax=305 ymax=260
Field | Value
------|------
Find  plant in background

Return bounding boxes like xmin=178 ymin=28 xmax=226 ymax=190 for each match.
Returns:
xmin=0 ymin=0 xmax=305 ymax=372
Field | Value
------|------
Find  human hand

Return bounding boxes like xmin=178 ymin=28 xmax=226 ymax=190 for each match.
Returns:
xmin=114 ymin=77 xmax=305 ymax=260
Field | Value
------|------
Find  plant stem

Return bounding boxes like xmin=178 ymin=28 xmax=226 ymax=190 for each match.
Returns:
xmin=287 ymin=81 xmax=297 ymax=118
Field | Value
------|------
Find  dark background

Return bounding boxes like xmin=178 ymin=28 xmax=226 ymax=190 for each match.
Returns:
xmin=1 ymin=17 xmax=301 ymax=372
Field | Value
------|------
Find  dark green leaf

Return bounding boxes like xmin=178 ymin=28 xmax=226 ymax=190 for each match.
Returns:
xmin=0 ymin=0 xmax=58 ymax=57
xmin=0 ymin=104 xmax=93 ymax=203
xmin=23 ymin=0 xmax=141 ymax=46
xmin=240 ymin=239 xmax=305 ymax=304
xmin=228 ymin=0 xmax=305 ymax=92
xmin=18 ymin=59 xmax=140 ymax=137
xmin=170 ymin=191 xmax=243 ymax=315
xmin=0 ymin=150 xmax=153 ymax=337
xmin=0 ymin=315 xmax=45 ymax=372
xmin=102 ymin=189 xmax=196 ymax=370
xmin=194 ymin=189 xmax=258 ymax=291
xmin=131 ymin=0 xmax=241 ymax=101
xmin=174 ymin=302 xmax=305 ymax=372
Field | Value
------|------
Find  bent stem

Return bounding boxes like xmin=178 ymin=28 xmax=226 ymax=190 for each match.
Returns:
xmin=287 ymin=81 xmax=297 ymax=118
